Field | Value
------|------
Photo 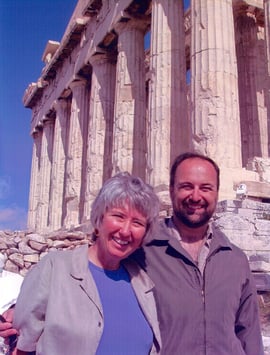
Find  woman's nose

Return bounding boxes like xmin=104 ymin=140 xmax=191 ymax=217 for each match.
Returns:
xmin=120 ymin=221 xmax=131 ymax=236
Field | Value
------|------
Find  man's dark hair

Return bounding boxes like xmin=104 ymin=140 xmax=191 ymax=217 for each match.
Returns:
xmin=170 ymin=152 xmax=220 ymax=190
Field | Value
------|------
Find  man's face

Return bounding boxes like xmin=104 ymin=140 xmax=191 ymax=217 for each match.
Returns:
xmin=170 ymin=158 xmax=218 ymax=228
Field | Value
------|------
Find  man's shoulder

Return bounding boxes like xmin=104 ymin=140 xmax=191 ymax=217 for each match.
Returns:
xmin=211 ymin=223 xmax=250 ymax=260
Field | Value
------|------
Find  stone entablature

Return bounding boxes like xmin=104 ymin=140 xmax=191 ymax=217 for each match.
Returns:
xmin=22 ymin=0 xmax=270 ymax=233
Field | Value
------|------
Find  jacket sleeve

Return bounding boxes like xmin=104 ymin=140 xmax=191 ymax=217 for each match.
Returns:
xmin=13 ymin=254 xmax=54 ymax=352
xmin=235 ymin=261 xmax=264 ymax=355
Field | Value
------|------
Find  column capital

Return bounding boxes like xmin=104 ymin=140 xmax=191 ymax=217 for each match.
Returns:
xmin=31 ymin=128 xmax=42 ymax=139
xmin=114 ymin=15 xmax=150 ymax=35
xmin=42 ymin=113 xmax=56 ymax=125
xmin=69 ymin=79 xmax=88 ymax=90
xmin=52 ymin=97 xmax=71 ymax=111
xmin=89 ymin=51 xmax=117 ymax=67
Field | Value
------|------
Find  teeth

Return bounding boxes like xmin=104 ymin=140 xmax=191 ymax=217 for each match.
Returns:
xmin=113 ymin=237 xmax=129 ymax=245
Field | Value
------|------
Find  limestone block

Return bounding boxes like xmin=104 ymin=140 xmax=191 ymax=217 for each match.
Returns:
xmin=249 ymin=251 xmax=270 ymax=263
xmin=28 ymin=240 xmax=48 ymax=252
xmin=254 ymin=219 xmax=270 ymax=235
xmin=52 ymin=240 xmax=71 ymax=248
xmin=0 ymin=242 xmax=7 ymax=250
xmin=9 ymin=253 xmax=24 ymax=268
xmin=214 ymin=214 xmax=253 ymax=231
xmin=5 ymin=260 xmax=19 ymax=273
xmin=18 ymin=240 xmax=39 ymax=255
xmin=224 ymin=232 xmax=266 ymax=251
xmin=250 ymin=261 xmax=270 ymax=272
xmin=48 ymin=230 xmax=86 ymax=241
xmin=6 ymin=248 xmax=20 ymax=255
xmin=23 ymin=254 xmax=40 ymax=263
xmin=253 ymin=273 xmax=270 ymax=292
xmin=13 ymin=235 xmax=23 ymax=244
xmin=47 ymin=239 xmax=53 ymax=247
xmin=27 ymin=233 xmax=47 ymax=243
xmin=4 ymin=239 xmax=17 ymax=248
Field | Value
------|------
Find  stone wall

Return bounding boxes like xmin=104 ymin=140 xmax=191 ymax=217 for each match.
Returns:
xmin=214 ymin=199 xmax=270 ymax=292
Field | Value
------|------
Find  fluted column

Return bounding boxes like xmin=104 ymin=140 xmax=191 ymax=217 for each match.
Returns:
xmin=83 ymin=53 xmax=116 ymax=221
xmin=264 ymin=0 xmax=270 ymax=155
xmin=191 ymin=0 xmax=242 ymax=168
xmin=64 ymin=80 xmax=89 ymax=229
xmin=27 ymin=129 xmax=42 ymax=230
xmin=36 ymin=117 xmax=55 ymax=232
xmin=147 ymin=0 xmax=189 ymax=188
xmin=48 ymin=98 xmax=71 ymax=230
xmin=265 ymin=0 xmax=270 ymax=74
xmin=112 ymin=17 xmax=149 ymax=179
xmin=235 ymin=8 xmax=269 ymax=164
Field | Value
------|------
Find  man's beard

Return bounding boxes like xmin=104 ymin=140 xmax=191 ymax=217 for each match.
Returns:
xmin=174 ymin=208 xmax=212 ymax=228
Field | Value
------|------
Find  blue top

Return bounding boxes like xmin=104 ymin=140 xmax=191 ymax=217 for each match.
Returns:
xmin=88 ymin=261 xmax=153 ymax=355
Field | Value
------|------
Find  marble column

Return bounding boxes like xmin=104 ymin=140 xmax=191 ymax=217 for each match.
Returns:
xmin=235 ymin=8 xmax=269 ymax=164
xmin=64 ymin=80 xmax=89 ymax=229
xmin=264 ymin=0 xmax=270 ymax=154
xmin=83 ymin=52 xmax=116 ymax=221
xmin=265 ymin=0 xmax=270 ymax=75
xmin=48 ymin=98 xmax=71 ymax=230
xmin=112 ymin=17 xmax=149 ymax=179
xmin=190 ymin=0 xmax=242 ymax=168
xmin=27 ymin=129 xmax=42 ymax=230
xmin=36 ymin=117 xmax=55 ymax=232
xmin=147 ymin=0 xmax=189 ymax=188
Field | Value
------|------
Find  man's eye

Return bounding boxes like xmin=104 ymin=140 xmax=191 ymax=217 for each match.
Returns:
xmin=179 ymin=185 xmax=192 ymax=190
xmin=201 ymin=186 xmax=213 ymax=192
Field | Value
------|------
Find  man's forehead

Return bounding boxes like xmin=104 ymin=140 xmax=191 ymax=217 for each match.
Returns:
xmin=177 ymin=158 xmax=216 ymax=172
xmin=175 ymin=159 xmax=218 ymax=184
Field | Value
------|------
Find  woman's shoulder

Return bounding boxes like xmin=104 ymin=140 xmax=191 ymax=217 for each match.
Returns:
xmin=35 ymin=244 xmax=88 ymax=270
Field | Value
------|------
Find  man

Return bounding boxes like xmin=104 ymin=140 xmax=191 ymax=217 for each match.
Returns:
xmin=133 ymin=152 xmax=263 ymax=354
xmin=0 ymin=152 xmax=264 ymax=354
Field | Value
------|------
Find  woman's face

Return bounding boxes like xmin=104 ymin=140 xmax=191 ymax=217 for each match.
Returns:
xmin=92 ymin=204 xmax=147 ymax=270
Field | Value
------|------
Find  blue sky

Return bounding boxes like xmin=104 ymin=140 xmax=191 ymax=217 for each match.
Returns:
xmin=0 ymin=0 xmax=190 ymax=231
xmin=0 ymin=0 xmax=77 ymax=230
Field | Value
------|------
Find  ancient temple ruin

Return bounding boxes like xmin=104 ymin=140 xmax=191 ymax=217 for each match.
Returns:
xmin=23 ymin=0 xmax=270 ymax=233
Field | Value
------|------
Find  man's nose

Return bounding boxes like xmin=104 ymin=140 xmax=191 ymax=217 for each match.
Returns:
xmin=190 ymin=187 xmax=201 ymax=202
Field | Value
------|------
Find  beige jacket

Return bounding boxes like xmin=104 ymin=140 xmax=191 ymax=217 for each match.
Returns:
xmin=14 ymin=244 xmax=161 ymax=355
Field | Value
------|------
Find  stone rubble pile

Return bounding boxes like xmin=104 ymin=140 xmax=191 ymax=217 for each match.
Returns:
xmin=0 ymin=229 xmax=90 ymax=276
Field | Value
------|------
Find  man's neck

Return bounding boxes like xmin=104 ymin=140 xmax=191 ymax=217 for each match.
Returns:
xmin=172 ymin=216 xmax=208 ymax=243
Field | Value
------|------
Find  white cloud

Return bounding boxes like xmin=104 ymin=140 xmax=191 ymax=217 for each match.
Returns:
xmin=0 ymin=176 xmax=11 ymax=199
xmin=0 ymin=205 xmax=27 ymax=231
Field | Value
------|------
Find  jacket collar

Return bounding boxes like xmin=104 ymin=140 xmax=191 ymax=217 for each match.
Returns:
xmin=70 ymin=244 xmax=155 ymax=294
xmin=149 ymin=217 xmax=232 ymax=256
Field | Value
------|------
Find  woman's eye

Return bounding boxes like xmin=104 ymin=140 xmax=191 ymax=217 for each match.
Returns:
xmin=133 ymin=220 xmax=146 ymax=227
xmin=113 ymin=213 xmax=124 ymax=218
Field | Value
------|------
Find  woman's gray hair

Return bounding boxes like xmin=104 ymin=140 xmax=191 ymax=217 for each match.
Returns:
xmin=90 ymin=172 xmax=160 ymax=240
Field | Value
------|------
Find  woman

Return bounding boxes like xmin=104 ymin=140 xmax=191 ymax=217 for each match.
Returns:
xmin=13 ymin=172 xmax=161 ymax=355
